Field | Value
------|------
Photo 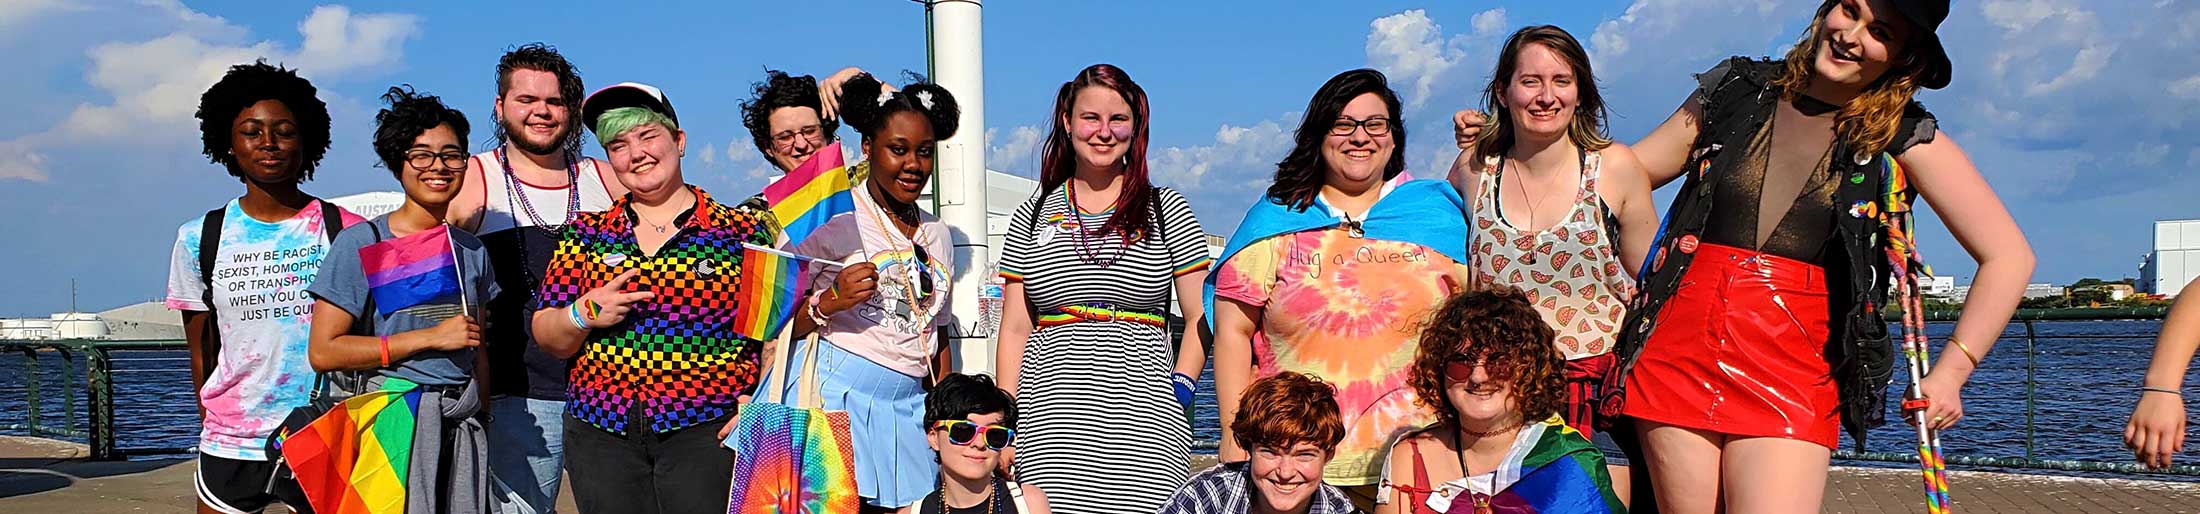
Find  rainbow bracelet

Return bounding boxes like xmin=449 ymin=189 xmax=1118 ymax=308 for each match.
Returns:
xmin=568 ymin=302 xmax=591 ymax=330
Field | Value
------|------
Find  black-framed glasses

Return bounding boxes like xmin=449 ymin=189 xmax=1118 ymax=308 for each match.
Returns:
xmin=771 ymin=125 xmax=824 ymax=148
xmin=932 ymin=420 xmax=1014 ymax=450
xmin=1329 ymin=117 xmax=1393 ymax=137
xmin=406 ymin=150 xmax=469 ymax=170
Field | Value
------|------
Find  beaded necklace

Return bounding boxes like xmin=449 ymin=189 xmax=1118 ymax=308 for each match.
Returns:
xmin=1064 ymin=185 xmax=1129 ymax=267
xmin=496 ymin=146 xmax=582 ymax=230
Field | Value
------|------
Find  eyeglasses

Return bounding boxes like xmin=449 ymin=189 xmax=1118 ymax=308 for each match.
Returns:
xmin=932 ymin=420 xmax=1013 ymax=451
xmin=1329 ymin=117 xmax=1393 ymax=137
xmin=771 ymin=125 xmax=824 ymax=148
xmin=911 ymin=245 xmax=935 ymax=299
xmin=405 ymin=150 xmax=469 ymax=170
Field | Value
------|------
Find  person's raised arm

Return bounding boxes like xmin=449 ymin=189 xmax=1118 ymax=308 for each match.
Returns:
xmin=1632 ymin=100 xmax=1706 ymax=189
xmin=1599 ymin=144 xmax=1660 ymax=284
xmin=2127 ymin=277 xmax=2200 ymax=468
xmin=1902 ymin=130 xmax=2036 ymax=432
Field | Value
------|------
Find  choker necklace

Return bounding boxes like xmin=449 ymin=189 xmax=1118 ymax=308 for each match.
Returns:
xmin=1461 ymin=418 xmax=1527 ymax=439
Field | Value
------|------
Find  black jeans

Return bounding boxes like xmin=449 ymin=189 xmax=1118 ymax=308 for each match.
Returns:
xmin=564 ymin=412 xmax=733 ymax=514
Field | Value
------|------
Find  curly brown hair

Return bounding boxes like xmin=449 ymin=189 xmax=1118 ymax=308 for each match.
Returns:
xmin=1409 ymin=287 xmax=1566 ymax=430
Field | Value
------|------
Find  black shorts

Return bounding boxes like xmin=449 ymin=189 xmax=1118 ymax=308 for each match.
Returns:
xmin=196 ymin=455 xmax=311 ymax=514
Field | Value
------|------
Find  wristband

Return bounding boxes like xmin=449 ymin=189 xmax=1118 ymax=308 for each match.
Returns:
xmin=807 ymin=290 xmax=832 ymax=327
xmin=2142 ymin=386 xmax=2183 ymax=396
xmin=1171 ymin=372 xmax=1198 ymax=408
xmin=568 ymin=303 xmax=591 ymax=330
xmin=378 ymin=334 xmax=391 ymax=367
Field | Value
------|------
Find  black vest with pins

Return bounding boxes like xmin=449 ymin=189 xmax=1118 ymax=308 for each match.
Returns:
xmin=1601 ymin=57 xmax=1939 ymax=447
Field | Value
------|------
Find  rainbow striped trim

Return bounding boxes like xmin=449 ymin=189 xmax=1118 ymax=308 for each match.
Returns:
xmin=1036 ymin=304 xmax=1166 ymax=328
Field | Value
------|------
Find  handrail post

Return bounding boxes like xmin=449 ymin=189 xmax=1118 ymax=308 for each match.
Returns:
xmin=2024 ymin=319 xmax=2038 ymax=464
xmin=60 ymin=347 xmax=77 ymax=439
xmin=85 ymin=345 xmax=115 ymax=460
xmin=20 ymin=347 xmax=39 ymax=437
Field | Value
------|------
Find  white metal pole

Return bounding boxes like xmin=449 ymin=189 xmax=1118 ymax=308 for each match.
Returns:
xmin=927 ymin=0 xmax=993 ymax=375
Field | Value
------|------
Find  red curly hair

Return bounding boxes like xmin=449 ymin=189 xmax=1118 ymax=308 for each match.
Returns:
xmin=1231 ymin=371 xmax=1347 ymax=455
xmin=1409 ymin=287 xmax=1566 ymax=430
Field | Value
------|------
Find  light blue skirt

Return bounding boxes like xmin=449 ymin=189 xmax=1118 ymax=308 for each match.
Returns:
xmin=759 ymin=338 xmax=936 ymax=508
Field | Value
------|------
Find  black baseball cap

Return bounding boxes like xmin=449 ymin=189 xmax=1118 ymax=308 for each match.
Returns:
xmin=1886 ymin=0 xmax=1952 ymax=89
xmin=581 ymin=82 xmax=678 ymax=135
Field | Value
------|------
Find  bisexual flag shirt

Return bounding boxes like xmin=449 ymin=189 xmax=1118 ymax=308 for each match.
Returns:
xmin=308 ymin=216 xmax=499 ymax=386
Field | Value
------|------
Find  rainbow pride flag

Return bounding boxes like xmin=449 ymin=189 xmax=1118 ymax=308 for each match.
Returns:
xmin=359 ymin=224 xmax=462 ymax=316
xmin=731 ymin=243 xmax=818 ymax=342
xmin=726 ymin=402 xmax=858 ymax=514
xmin=279 ymin=379 xmax=423 ymax=514
xmin=762 ymin=141 xmax=854 ymax=248
xmin=1472 ymin=417 xmax=1626 ymax=514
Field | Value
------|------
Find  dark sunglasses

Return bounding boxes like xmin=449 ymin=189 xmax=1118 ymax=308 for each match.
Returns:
xmin=911 ymin=245 xmax=935 ymax=298
xmin=1443 ymin=357 xmax=1512 ymax=383
xmin=932 ymin=420 xmax=1013 ymax=451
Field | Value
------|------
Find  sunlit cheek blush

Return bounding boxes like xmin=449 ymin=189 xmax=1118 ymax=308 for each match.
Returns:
xmin=1109 ymin=124 xmax=1134 ymax=141
xmin=1074 ymin=121 xmax=1103 ymax=141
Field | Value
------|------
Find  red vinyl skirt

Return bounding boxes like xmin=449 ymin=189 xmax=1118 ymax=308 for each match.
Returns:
xmin=1621 ymin=242 xmax=1840 ymax=448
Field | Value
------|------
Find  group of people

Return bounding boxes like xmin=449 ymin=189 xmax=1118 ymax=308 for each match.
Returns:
xmin=167 ymin=0 xmax=2047 ymax=513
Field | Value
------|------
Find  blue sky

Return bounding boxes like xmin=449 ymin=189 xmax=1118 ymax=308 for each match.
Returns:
xmin=0 ymin=0 xmax=2190 ymax=315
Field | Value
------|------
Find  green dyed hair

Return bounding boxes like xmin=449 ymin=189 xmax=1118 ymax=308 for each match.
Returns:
xmin=593 ymin=106 xmax=679 ymax=147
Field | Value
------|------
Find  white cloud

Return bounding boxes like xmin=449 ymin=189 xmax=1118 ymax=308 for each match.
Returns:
xmin=2172 ymin=75 xmax=2200 ymax=100
xmin=1587 ymin=0 xmax=1803 ymax=83
xmin=985 ymin=125 xmax=1043 ymax=174
xmin=726 ymin=138 xmax=761 ymax=163
xmin=698 ymin=142 xmax=717 ymax=167
xmin=1152 ymin=117 xmax=1295 ymax=194
xmin=0 ymin=4 xmax=419 ymax=181
xmin=0 ymin=141 xmax=49 ymax=182
xmin=1367 ymin=10 xmax=1461 ymax=110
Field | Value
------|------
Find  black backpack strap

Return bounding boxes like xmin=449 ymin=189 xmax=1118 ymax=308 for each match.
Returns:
xmin=198 ymin=207 xmax=225 ymax=309
xmin=317 ymin=198 xmax=344 ymax=242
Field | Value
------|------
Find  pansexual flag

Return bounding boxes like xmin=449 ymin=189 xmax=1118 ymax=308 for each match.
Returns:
xmin=762 ymin=141 xmax=854 ymax=248
xmin=731 ymin=243 xmax=820 ymax=342
xmin=279 ymin=380 xmax=423 ymax=514
xmin=359 ymin=224 xmax=462 ymax=316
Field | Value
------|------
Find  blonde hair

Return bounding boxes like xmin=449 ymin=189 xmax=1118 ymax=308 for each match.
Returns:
xmin=1771 ymin=0 xmax=1926 ymax=155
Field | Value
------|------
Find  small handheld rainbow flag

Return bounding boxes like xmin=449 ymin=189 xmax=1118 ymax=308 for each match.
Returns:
xmin=358 ymin=224 xmax=463 ymax=316
xmin=279 ymin=380 xmax=423 ymax=514
xmin=762 ymin=141 xmax=854 ymax=248
xmin=731 ymin=243 xmax=848 ymax=342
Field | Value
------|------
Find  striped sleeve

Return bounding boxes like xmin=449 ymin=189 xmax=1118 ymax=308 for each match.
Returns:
xmin=998 ymin=194 xmax=1043 ymax=281
xmin=1156 ymin=188 xmax=1213 ymax=277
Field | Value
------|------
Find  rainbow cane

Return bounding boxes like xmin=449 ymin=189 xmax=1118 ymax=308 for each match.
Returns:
xmin=1877 ymin=156 xmax=1954 ymax=514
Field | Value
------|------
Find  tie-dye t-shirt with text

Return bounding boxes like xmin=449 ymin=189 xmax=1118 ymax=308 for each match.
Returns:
xmin=1212 ymin=227 xmax=1466 ymax=486
xmin=165 ymin=199 xmax=362 ymax=460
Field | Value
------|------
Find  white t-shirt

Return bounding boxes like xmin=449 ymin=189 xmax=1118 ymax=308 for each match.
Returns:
xmin=785 ymin=188 xmax=953 ymax=377
xmin=165 ymin=199 xmax=361 ymax=460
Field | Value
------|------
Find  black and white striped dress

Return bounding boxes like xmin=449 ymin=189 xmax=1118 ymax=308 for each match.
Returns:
xmin=999 ymin=186 xmax=1211 ymax=514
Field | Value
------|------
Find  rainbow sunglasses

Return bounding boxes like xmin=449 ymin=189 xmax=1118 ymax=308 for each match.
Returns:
xmin=932 ymin=420 xmax=1014 ymax=451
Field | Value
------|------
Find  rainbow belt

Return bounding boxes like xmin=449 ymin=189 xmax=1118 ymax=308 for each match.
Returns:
xmin=1037 ymin=304 xmax=1167 ymax=328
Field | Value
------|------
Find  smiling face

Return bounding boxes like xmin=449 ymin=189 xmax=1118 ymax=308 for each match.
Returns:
xmin=1249 ymin=441 xmax=1331 ymax=514
xmin=400 ymin=124 xmax=468 ymax=207
xmin=495 ymin=69 xmax=574 ymax=156
xmin=1501 ymin=42 xmax=1580 ymax=145
xmin=864 ymin=111 xmax=938 ymax=208
xmin=1444 ymin=356 xmax=1522 ymax=431
xmin=927 ymin=411 xmax=1007 ymax=481
xmin=229 ymin=99 xmax=303 ymax=185
xmin=765 ymin=106 xmax=827 ymax=172
xmin=1064 ymin=85 xmax=1135 ymax=170
xmin=1812 ymin=0 xmax=1915 ymax=91
xmin=1320 ymin=93 xmax=1396 ymax=190
xmin=603 ymin=122 xmax=686 ymax=197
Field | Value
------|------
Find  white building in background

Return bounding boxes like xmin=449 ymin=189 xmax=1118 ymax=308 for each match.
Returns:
xmin=2141 ymin=219 xmax=2200 ymax=296
xmin=1923 ymin=276 xmax=1955 ymax=296
xmin=328 ymin=191 xmax=404 ymax=220
xmin=0 ymin=302 xmax=186 ymax=341
xmin=2022 ymin=283 xmax=2063 ymax=300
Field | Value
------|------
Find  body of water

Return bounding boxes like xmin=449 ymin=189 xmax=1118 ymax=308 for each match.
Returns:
xmin=3 ymin=320 xmax=2195 ymax=474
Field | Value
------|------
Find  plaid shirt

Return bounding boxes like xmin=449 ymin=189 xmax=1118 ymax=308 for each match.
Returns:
xmin=534 ymin=187 xmax=777 ymax=435
xmin=1159 ymin=461 xmax=1361 ymax=514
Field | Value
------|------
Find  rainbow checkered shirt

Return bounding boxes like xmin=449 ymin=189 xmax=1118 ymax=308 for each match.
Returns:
xmin=533 ymin=187 xmax=778 ymax=435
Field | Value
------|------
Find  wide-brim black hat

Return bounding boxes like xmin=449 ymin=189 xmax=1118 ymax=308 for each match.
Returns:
xmin=1888 ymin=0 xmax=1952 ymax=89
xmin=581 ymin=82 xmax=678 ymax=136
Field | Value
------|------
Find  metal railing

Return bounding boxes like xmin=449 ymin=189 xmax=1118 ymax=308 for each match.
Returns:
xmin=0 ymin=338 xmax=193 ymax=460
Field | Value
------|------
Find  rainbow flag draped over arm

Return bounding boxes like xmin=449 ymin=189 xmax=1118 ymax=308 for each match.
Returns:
xmin=1474 ymin=417 xmax=1627 ymax=514
xmin=278 ymin=379 xmax=423 ymax=514
xmin=762 ymin=141 xmax=854 ymax=248
xmin=359 ymin=224 xmax=462 ymax=316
